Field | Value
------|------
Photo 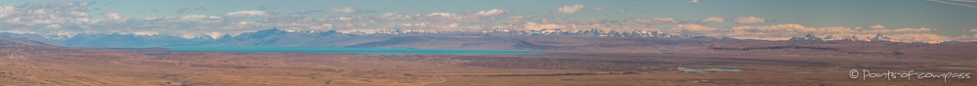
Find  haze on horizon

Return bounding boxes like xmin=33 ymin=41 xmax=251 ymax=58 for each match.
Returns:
xmin=1 ymin=0 xmax=977 ymax=43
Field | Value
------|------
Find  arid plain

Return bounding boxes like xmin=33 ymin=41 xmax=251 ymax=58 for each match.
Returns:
xmin=1 ymin=36 xmax=976 ymax=86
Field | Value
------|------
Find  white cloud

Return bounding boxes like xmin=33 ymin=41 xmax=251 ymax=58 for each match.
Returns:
xmin=734 ymin=16 xmax=766 ymax=24
xmin=727 ymin=23 xmax=856 ymax=36
xmin=409 ymin=9 xmax=514 ymax=23
xmin=472 ymin=9 xmax=510 ymax=16
xmin=870 ymin=24 xmax=884 ymax=29
xmin=590 ymin=7 xmax=605 ymax=11
xmin=618 ymin=9 xmax=627 ymax=13
xmin=730 ymin=23 xmax=937 ymax=35
xmin=380 ymin=12 xmax=412 ymax=20
xmin=44 ymin=24 xmax=62 ymax=29
xmin=427 ymin=12 xmax=456 ymax=17
xmin=860 ymin=27 xmax=937 ymax=34
xmin=504 ymin=15 xmax=532 ymax=24
xmin=390 ymin=22 xmax=463 ymax=30
xmin=178 ymin=15 xmax=223 ymax=23
xmin=0 ymin=2 xmax=375 ymax=38
xmin=330 ymin=7 xmax=357 ymax=13
xmin=700 ymin=16 xmax=725 ymax=23
xmin=0 ymin=2 xmax=94 ymax=27
xmin=555 ymin=4 xmax=585 ymax=14
xmin=969 ymin=28 xmax=977 ymax=32
xmin=718 ymin=23 xmax=954 ymax=43
xmin=670 ymin=24 xmax=716 ymax=34
xmin=885 ymin=34 xmax=951 ymax=43
xmin=68 ymin=11 xmax=89 ymax=17
xmin=0 ymin=6 xmax=16 ymax=18
xmin=225 ymin=10 xmax=268 ymax=17
xmin=102 ymin=12 xmax=120 ymax=19
xmin=689 ymin=0 xmax=699 ymax=3
xmin=382 ymin=9 xmax=513 ymax=31
xmin=518 ymin=18 xmax=641 ymax=31
xmin=328 ymin=7 xmax=372 ymax=14
xmin=626 ymin=18 xmax=679 ymax=25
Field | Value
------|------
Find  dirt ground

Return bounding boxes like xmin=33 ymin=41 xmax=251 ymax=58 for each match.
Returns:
xmin=1 ymin=51 xmax=975 ymax=86
xmin=1 ymin=37 xmax=976 ymax=86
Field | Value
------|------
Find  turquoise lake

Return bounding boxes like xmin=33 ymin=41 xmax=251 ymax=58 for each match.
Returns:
xmin=110 ymin=46 xmax=539 ymax=54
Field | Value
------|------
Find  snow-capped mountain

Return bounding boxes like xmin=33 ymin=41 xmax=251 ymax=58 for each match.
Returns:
xmin=0 ymin=28 xmax=971 ymax=47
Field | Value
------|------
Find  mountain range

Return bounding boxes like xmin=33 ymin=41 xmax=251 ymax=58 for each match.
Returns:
xmin=0 ymin=28 xmax=970 ymax=48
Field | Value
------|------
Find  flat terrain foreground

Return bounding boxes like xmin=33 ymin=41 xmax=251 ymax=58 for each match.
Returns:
xmin=2 ymin=52 xmax=975 ymax=86
xmin=1 ymin=37 xmax=977 ymax=86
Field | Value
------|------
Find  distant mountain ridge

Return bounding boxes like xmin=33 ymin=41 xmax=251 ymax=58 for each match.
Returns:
xmin=0 ymin=28 xmax=972 ymax=47
xmin=0 ymin=36 xmax=56 ymax=48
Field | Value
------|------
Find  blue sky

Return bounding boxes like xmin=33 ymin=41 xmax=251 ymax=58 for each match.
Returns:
xmin=1 ymin=0 xmax=976 ymax=42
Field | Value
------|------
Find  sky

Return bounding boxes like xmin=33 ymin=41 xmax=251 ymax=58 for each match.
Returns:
xmin=1 ymin=0 xmax=977 ymax=43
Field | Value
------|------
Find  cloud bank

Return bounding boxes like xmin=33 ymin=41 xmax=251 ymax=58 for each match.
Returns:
xmin=555 ymin=4 xmax=585 ymax=14
xmin=329 ymin=7 xmax=374 ymax=14
xmin=870 ymin=25 xmax=885 ymax=29
xmin=734 ymin=16 xmax=766 ymax=24
xmin=700 ymin=16 xmax=725 ymax=23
